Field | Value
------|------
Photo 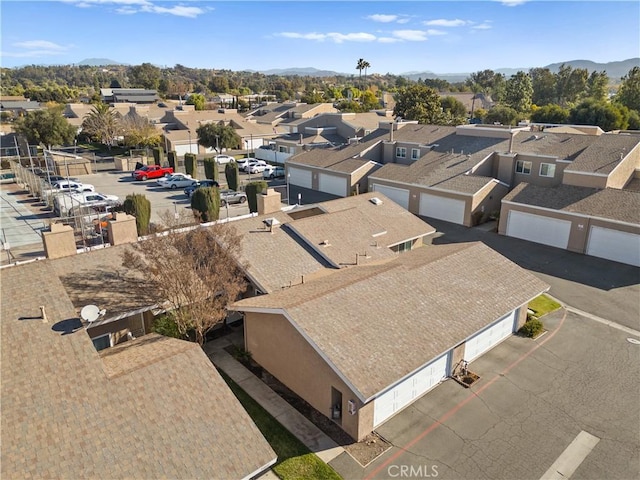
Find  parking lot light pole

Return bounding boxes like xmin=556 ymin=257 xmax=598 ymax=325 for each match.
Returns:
xmin=286 ymin=173 xmax=290 ymax=205
xmin=188 ymin=130 xmax=192 ymax=154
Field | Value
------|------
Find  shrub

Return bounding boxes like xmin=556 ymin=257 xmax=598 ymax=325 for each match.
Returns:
xmin=167 ymin=150 xmax=177 ymax=170
xmin=230 ymin=344 xmax=252 ymax=364
xmin=123 ymin=193 xmax=151 ymax=235
xmin=191 ymin=186 xmax=219 ymax=223
xmin=152 ymin=314 xmax=182 ymax=339
xmin=519 ymin=318 xmax=544 ymax=338
xmin=152 ymin=147 xmax=164 ymax=165
xmin=204 ymin=157 xmax=218 ymax=182
xmin=245 ymin=180 xmax=268 ymax=213
xmin=225 ymin=162 xmax=239 ymax=191
xmin=184 ymin=153 xmax=197 ymax=178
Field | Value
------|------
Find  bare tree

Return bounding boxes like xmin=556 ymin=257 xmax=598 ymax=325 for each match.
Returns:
xmin=122 ymin=223 xmax=247 ymax=345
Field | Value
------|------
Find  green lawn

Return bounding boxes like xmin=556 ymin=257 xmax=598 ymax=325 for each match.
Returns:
xmin=528 ymin=294 xmax=562 ymax=317
xmin=220 ymin=371 xmax=342 ymax=480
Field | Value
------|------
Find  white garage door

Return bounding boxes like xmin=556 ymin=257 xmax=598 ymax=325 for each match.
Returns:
xmin=288 ymin=167 xmax=312 ymax=189
xmin=318 ymin=173 xmax=347 ymax=197
xmin=372 ymin=184 xmax=409 ymax=209
xmin=465 ymin=310 xmax=517 ymax=362
xmin=506 ymin=210 xmax=571 ymax=249
xmin=419 ymin=193 xmax=466 ymax=225
xmin=373 ymin=352 xmax=449 ymax=428
xmin=175 ymin=145 xmax=192 ymax=156
xmin=586 ymin=226 xmax=640 ymax=267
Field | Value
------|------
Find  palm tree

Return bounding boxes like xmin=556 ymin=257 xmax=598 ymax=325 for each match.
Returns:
xmin=81 ymin=102 xmax=121 ymax=150
xmin=362 ymin=60 xmax=371 ymax=88
xmin=356 ymin=58 xmax=366 ymax=86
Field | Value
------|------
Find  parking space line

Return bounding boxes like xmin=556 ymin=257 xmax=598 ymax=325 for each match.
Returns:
xmin=564 ymin=306 xmax=640 ymax=337
xmin=364 ymin=309 xmax=567 ymax=480
xmin=539 ymin=431 xmax=600 ymax=480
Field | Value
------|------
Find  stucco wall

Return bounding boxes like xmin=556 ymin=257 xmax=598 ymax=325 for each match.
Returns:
xmin=244 ymin=311 xmax=369 ymax=440
xmin=562 ymin=171 xmax=608 ymax=189
xmin=606 ymin=146 xmax=640 ymax=189
xmin=471 ymin=181 xmax=508 ymax=224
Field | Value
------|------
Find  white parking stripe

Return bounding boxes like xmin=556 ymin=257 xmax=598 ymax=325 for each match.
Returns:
xmin=540 ymin=431 xmax=600 ymax=480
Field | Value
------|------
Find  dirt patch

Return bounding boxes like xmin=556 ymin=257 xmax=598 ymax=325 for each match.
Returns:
xmin=225 ymin=345 xmax=392 ymax=465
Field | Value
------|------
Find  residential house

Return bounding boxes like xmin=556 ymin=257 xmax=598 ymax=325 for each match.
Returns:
xmin=0 ymin=96 xmax=42 ymax=117
xmin=101 ymin=88 xmax=159 ymax=104
xmin=248 ymin=102 xmax=338 ymax=134
xmin=0 ymin=261 xmax=276 ymax=479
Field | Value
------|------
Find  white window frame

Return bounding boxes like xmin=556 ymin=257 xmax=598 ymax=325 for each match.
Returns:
xmin=395 ymin=240 xmax=412 ymax=253
xmin=396 ymin=147 xmax=407 ymax=158
xmin=515 ymin=160 xmax=532 ymax=174
xmin=411 ymin=148 xmax=420 ymax=160
xmin=91 ymin=333 xmax=112 ymax=351
xmin=539 ymin=162 xmax=556 ymax=177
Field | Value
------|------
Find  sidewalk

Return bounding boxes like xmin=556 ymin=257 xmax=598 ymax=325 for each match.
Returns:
xmin=202 ymin=331 xmax=345 ymax=466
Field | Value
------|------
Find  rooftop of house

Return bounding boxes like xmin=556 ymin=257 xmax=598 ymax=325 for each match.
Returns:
xmin=232 ymin=241 xmax=549 ymax=400
xmin=503 ymin=183 xmax=640 ymax=225
xmin=0 ymin=261 xmax=276 ymax=479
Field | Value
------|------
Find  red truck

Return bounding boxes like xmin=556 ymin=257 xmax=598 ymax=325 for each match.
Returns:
xmin=132 ymin=165 xmax=174 ymax=181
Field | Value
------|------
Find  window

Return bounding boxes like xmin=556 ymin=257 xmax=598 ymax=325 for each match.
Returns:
xmin=411 ymin=148 xmax=420 ymax=160
xmin=278 ymin=146 xmax=288 ymax=153
xmin=91 ymin=334 xmax=112 ymax=351
xmin=394 ymin=240 xmax=413 ymax=253
xmin=539 ymin=163 xmax=556 ymax=177
xmin=515 ymin=160 xmax=532 ymax=174
xmin=396 ymin=147 xmax=406 ymax=158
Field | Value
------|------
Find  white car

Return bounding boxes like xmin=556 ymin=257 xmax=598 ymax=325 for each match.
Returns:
xmin=236 ymin=157 xmax=257 ymax=171
xmin=50 ymin=180 xmax=95 ymax=192
xmin=215 ymin=155 xmax=235 ymax=165
xmin=157 ymin=173 xmax=194 ymax=189
xmin=247 ymin=160 xmax=268 ymax=174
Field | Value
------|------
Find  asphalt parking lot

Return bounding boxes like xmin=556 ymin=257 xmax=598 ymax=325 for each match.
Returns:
xmin=330 ymin=309 xmax=640 ymax=480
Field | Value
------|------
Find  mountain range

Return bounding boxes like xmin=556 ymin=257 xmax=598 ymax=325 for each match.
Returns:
xmin=75 ymin=58 xmax=639 ymax=81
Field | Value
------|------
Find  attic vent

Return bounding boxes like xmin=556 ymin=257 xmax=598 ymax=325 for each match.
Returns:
xmin=263 ymin=217 xmax=280 ymax=233
xmin=320 ymin=239 xmax=331 ymax=247
xmin=370 ymin=197 xmax=383 ymax=206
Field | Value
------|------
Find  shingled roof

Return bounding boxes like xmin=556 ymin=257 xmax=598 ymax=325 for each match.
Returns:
xmin=232 ymin=242 xmax=549 ymax=400
xmin=1 ymin=261 xmax=276 ymax=479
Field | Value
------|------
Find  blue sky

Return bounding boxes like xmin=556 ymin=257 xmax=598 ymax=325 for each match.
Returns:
xmin=1 ymin=1 xmax=639 ymax=74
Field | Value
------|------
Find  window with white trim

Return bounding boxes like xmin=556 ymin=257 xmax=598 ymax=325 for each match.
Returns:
xmin=396 ymin=147 xmax=407 ymax=158
xmin=394 ymin=240 xmax=413 ymax=253
xmin=411 ymin=148 xmax=420 ymax=160
xmin=515 ymin=160 xmax=532 ymax=174
xmin=539 ymin=163 xmax=556 ymax=177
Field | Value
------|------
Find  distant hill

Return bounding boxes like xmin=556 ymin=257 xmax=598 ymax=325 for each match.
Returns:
xmin=258 ymin=67 xmax=348 ymax=77
xmin=76 ymin=58 xmax=125 ymax=66
xmin=401 ymin=58 xmax=639 ymax=83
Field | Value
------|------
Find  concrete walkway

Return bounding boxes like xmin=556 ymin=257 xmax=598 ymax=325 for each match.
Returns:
xmin=202 ymin=332 xmax=345 ymax=466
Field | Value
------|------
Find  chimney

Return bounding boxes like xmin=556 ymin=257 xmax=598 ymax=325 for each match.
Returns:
xmin=509 ymin=131 xmax=517 ymax=154
xmin=257 ymin=188 xmax=282 ymax=215
xmin=389 ymin=122 xmax=394 ymax=142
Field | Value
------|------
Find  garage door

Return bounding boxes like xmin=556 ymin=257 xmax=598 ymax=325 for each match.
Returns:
xmin=175 ymin=145 xmax=192 ymax=156
xmin=373 ymin=352 xmax=450 ymax=428
xmin=506 ymin=210 xmax=571 ymax=249
xmin=318 ymin=173 xmax=347 ymax=197
xmin=372 ymin=184 xmax=409 ymax=210
xmin=465 ymin=310 xmax=517 ymax=362
xmin=586 ymin=226 xmax=640 ymax=267
xmin=288 ymin=167 xmax=312 ymax=189
xmin=419 ymin=193 xmax=466 ymax=225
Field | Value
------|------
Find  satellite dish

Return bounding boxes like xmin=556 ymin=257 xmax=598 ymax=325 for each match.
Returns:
xmin=80 ymin=305 xmax=105 ymax=323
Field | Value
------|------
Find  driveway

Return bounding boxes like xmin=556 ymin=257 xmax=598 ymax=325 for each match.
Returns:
xmin=425 ymin=219 xmax=640 ymax=330
xmin=330 ymin=309 xmax=640 ymax=480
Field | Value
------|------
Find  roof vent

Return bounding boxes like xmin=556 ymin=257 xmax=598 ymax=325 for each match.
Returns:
xmin=263 ymin=217 xmax=280 ymax=233
xmin=370 ymin=197 xmax=383 ymax=206
xmin=320 ymin=239 xmax=331 ymax=247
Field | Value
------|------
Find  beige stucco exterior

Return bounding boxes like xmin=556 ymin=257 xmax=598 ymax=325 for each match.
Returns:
xmin=470 ymin=181 xmax=509 ymax=225
xmin=243 ymin=311 xmax=373 ymax=440
xmin=42 ymin=223 xmax=76 ymax=259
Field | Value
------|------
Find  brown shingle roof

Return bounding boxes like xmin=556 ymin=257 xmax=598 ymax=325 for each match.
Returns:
xmin=232 ymin=242 xmax=549 ymax=399
xmin=0 ymin=261 xmax=276 ymax=479
xmin=503 ymin=183 xmax=640 ymax=224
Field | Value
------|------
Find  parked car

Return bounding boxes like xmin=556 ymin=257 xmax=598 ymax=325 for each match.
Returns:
xmin=55 ymin=192 xmax=121 ymax=217
xmin=236 ymin=157 xmax=258 ymax=171
xmin=50 ymin=180 xmax=95 ymax=192
xmin=215 ymin=155 xmax=235 ymax=165
xmin=43 ymin=175 xmax=80 ymax=184
xmin=247 ymin=160 xmax=269 ymax=174
xmin=263 ymin=165 xmax=285 ymax=179
xmin=157 ymin=173 xmax=194 ymax=189
xmin=184 ymin=179 xmax=220 ymax=198
xmin=132 ymin=164 xmax=174 ymax=181
xmin=220 ymin=189 xmax=247 ymax=206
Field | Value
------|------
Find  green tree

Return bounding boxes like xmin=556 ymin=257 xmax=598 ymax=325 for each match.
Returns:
xmin=393 ymin=84 xmax=444 ymax=124
xmin=186 ymin=93 xmax=206 ymax=111
xmin=245 ymin=181 xmax=268 ymax=213
xmin=196 ymin=122 xmax=241 ymax=154
xmin=484 ymin=105 xmax=520 ymax=126
xmin=300 ymin=91 xmax=325 ymax=104
xmin=586 ymin=71 xmax=609 ymax=102
xmin=184 ymin=153 xmax=197 ymax=178
xmin=615 ymin=66 xmax=640 ymax=112
xmin=569 ymin=99 xmax=629 ymax=131
xmin=225 ymin=162 xmax=239 ymax=191
xmin=204 ymin=158 xmax=219 ymax=182
xmin=336 ymin=100 xmax=364 ymax=113
xmin=440 ymin=96 xmax=467 ymax=123
xmin=356 ymin=58 xmax=367 ymax=86
xmin=504 ymin=71 xmax=533 ymax=113
xmin=80 ymin=102 xmax=120 ymax=149
xmin=13 ymin=106 xmax=76 ymax=148
xmin=128 ymin=63 xmax=161 ymax=90
xmin=530 ymin=68 xmax=556 ymax=106
xmin=627 ymin=110 xmax=640 ymax=130
xmin=123 ymin=193 xmax=151 ymax=236
xmin=191 ymin=187 xmax=219 ymax=223
xmin=152 ymin=313 xmax=183 ymax=339
xmin=209 ymin=76 xmax=230 ymax=93
xmin=466 ymin=70 xmax=504 ymax=98
xmin=530 ymin=104 xmax=570 ymax=124
xmin=555 ymin=64 xmax=588 ymax=106
xmin=360 ymin=90 xmax=380 ymax=111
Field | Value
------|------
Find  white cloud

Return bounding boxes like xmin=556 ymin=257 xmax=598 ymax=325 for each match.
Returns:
xmin=278 ymin=31 xmax=376 ymax=43
xmin=13 ymin=40 xmax=68 ymax=51
xmin=472 ymin=23 xmax=492 ymax=30
xmin=378 ymin=37 xmax=400 ymax=43
xmin=140 ymin=4 xmax=203 ymax=18
xmin=425 ymin=29 xmax=446 ymax=36
xmin=392 ymin=30 xmax=429 ymax=42
xmin=367 ymin=14 xmax=398 ymax=23
xmin=423 ymin=19 xmax=469 ymax=27
xmin=2 ymin=39 xmax=71 ymax=58
xmin=499 ymin=0 xmax=528 ymax=6
xmin=280 ymin=32 xmax=328 ymax=41
xmin=63 ymin=0 xmax=205 ymax=17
